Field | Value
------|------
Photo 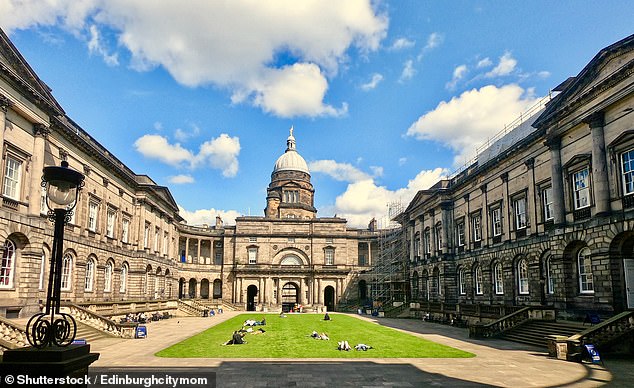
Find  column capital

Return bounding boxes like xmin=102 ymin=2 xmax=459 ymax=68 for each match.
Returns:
xmin=0 ymin=95 xmax=11 ymax=112
xmin=583 ymin=111 xmax=605 ymax=129
xmin=524 ymin=157 xmax=535 ymax=169
xmin=33 ymin=123 xmax=50 ymax=138
xmin=544 ymin=135 xmax=561 ymax=150
xmin=500 ymin=172 xmax=509 ymax=182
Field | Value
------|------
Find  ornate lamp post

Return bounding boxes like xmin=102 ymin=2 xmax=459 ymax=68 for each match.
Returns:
xmin=26 ymin=161 xmax=85 ymax=348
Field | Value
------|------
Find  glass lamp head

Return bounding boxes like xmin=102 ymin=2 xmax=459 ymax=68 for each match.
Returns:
xmin=42 ymin=161 xmax=85 ymax=211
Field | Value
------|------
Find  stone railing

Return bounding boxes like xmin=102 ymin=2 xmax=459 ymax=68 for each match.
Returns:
xmin=567 ymin=311 xmax=634 ymax=353
xmin=469 ymin=306 xmax=556 ymax=339
xmin=177 ymin=300 xmax=206 ymax=316
xmin=0 ymin=316 xmax=28 ymax=351
xmin=61 ymin=303 xmax=124 ymax=337
xmin=77 ymin=299 xmax=177 ymax=317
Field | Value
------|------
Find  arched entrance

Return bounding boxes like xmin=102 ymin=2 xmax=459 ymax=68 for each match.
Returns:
xmin=213 ymin=279 xmax=222 ymax=299
xmin=178 ymin=278 xmax=185 ymax=299
xmin=324 ymin=286 xmax=335 ymax=311
xmin=200 ymin=279 xmax=210 ymax=299
xmin=358 ymin=280 xmax=367 ymax=303
xmin=188 ymin=278 xmax=197 ymax=299
xmin=282 ymin=282 xmax=299 ymax=312
xmin=247 ymin=285 xmax=258 ymax=311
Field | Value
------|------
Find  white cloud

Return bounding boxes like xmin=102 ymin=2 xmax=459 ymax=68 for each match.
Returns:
xmin=178 ymin=205 xmax=241 ymax=227
xmin=445 ymin=64 xmax=468 ymax=90
xmin=537 ymin=70 xmax=551 ymax=79
xmin=325 ymin=168 xmax=448 ymax=227
xmin=309 ymin=160 xmax=373 ymax=182
xmin=485 ymin=52 xmax=517 ymax=78
xmin=399 ymin=59 xmax=415 ymax=82
xmin=174 ymin=124 xmax=201 ymax=142
xmin=406 ymin=84 xmax=542 ymax=164
xmin=0 ymin=1 xmax=388 ymax=118
xmin=360 ymin=73 xmax=384 ymax=91
xmin=424 ymin=32 xmax=443 ymax=50
xmin=477 ymin=57 xmax=492 ymax=68
xmin=398 ymin=157 xmax=407 ymax=166
xmin=370 ymin=166 xmax=384 ymax=177
xmin=135 ymin=133 xmax=240 ymax=177
xmin=168 ymin=174 xmax=195 ymax=184
xmin=390 ymin=37 xmax=415 ymax=50
xmin=87 ymin=24 xmax=118 ymax=65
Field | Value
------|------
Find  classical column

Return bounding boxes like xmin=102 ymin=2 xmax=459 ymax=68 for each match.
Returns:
xmin=500 ymin=172 xmax=509 ymax=239
xmin=197 ymin=238 xmax=202 ymax=264
xmin=0 ymin=95 xmax=11 ymax=157
xmin=440 ymin=203 xmax=451 ymax=253
xmin=258 ymin=278 xmax=263 ymax=304
xmin=276 ymin=278 xmax=281 ymax=306
xmin=185 ymin=237 xmax=190 ymax=263
xmin=238 ymin=277 xmax=243 ymax=303
xmin=263 ymin=277 xmax=269 ymax=305
xmin=367 ymin=242 xmax=372 ymax=266
xmin=317 ymin=278 xmax=322 ymax=304
xmin=29 ymin=124 xmax=49 ymax=215
xmin=480 ymin=184 xmax=489 ymax=245
xmin=585 ymin=112 xmax=611 ymax=216
xmin=546 ymin=137 xmax=566 ymax=225
xmin=525 ymin=158 xmax=537 ymax=234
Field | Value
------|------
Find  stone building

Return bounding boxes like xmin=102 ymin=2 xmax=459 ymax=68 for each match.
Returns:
xmin=400 ymin=34 xmax=634 ymax=318
xmin=0 ymin=27 xmax=377 ymax=318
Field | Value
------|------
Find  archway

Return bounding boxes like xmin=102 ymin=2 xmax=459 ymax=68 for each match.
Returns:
xmin=200 ymin=279 xmax=210 ymax=299
xmin=188 ymin=278 xmax=197 ymax=299
xmin=358 ymin=280 xmax=367 ymax=304
xmin=246 ymin=285 xmax=258 ymax=311
xmin=282 ymin=282 xmax=299 ymax=312
xmin=213 ymin=279 xmax=222 ymax=299
xmin=178 ymin=278 xmax=185 ymax=299
xmin=324 ymin=285 xmax=335 ymax=311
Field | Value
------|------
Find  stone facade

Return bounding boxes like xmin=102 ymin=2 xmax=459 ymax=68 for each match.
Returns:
xmin=400 ymin=34 xmax=634 ymax=318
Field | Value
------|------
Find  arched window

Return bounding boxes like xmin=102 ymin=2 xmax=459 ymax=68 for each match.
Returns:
xmin=518 ymin=258 xmax=529 ymax=295
xmin=85 ymin=258 xmax=95 ymax=291
xmin=61 ymin=254 xmax=73 ymax=291
xmin=546 ymin=256 xmax=554 ymax=294
xmin=474 ymin=264 xmax=483 ymax=295
xmin=0 ymin=240 xmax=16 ymax=288
xmin=494 ymin=262 xmax=504 ymax=295
xmin=458 ymin=268 xmax=466 ymax=295
xmin=120 ymin=262 xmax=129 ymax=293
xmin=104 ymin=260 xmax=113 ymax=292
xmin=39 ymin=252 xmax=46 ymax=290
xmin=578 ymin=247 xmax=594 ymax=293
xmin=412 ymin=271 xmax=419 ymax=298
xmin=280 ymin=255 xmax=302 ymax=265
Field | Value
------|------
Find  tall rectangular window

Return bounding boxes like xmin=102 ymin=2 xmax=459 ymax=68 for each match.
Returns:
xmin=621 ymin=149 xmax=634 ymax=195
xmin=163 ymin=232 xmax=169 ymax=255
xmin=414 ymin=232 xmax=421 ymax=256
xmin=106 ymin=208 xmax=116 ymax=238
xmin=573 ymin=168 xmax=591 ymax=209
xmin=248 ymin=247 xmax=258 ymax=264
xmin=3 ymin=156 xmax=22 ymax=200
xmin=435 ymin=224 xmax=442 ymax=252
xmin=542 ymin=187 xmax=554 ymax=221
xmin=144 ymin=223 xmax=150 ymax=248
xmin=491 ymin=207 xmax=502 ymax=236
xmin=514 ymin=197 xmax=527 ymax=229
xmin=424 ymin=229 xmax=431 ymax=255
xmin=472 ymin=214 xmax=482 ymax=242
xmin=456 ymin=222 xmax=465 ymax=247
xmin=122 ymin=218 xmax=130 ymax=243
xmin=325 ymin=248 xmax=335 ymax=265
xmin=88 ymin=201 xmax=98 ymax=232
xmin=154 ymin=227 xmax=160 ymax=252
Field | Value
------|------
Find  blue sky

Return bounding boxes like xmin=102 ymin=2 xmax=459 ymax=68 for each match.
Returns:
xmin=1 ymin=1 xmax=633 ymax=227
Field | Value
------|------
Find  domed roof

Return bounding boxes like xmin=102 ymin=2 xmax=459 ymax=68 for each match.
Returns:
xmin=273 ymin=127 xmax=310 ymax=174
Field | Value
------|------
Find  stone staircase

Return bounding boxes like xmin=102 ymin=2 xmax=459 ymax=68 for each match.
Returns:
xmin=74 ymin=321 xmax=116 ymax=343
xmin=499 ymin=320 xmax=587 ymax=348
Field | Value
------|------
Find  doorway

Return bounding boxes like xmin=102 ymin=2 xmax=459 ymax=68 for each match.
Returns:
xmin=625 ymin=259 xmax=634 ymax=309
xmin=282 ymin=282 xmax=299 ymax=312
xmin=324 ymin=286 xmax=335 ymax=311
xmin=247 ymin=285 xmax=258 ymax=311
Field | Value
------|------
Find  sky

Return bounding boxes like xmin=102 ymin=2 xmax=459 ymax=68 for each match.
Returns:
xmin=1 ymin=1 xmax=633 ymax=228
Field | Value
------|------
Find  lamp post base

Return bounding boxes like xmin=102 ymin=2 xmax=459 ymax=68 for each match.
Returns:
xmin=0 ymin=344 xmax=99 ymax=387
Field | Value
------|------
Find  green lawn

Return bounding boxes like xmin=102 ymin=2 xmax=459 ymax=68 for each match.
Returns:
xmin=156 ymin=313 xmax=474 ymax=359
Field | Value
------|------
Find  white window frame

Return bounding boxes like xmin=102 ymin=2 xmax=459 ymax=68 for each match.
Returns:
xmin=518 ymin=259 xmax=529 ymax=295
xmin=472 ymin=214 xmax=482 ymax=242
xmin=542 ymin=187 xmax=554 ymax=221
xmin=578 ymin=247 xmax=594 ymax=294
xmin=494 ymin=263 xmax=504 ymax=295
xmin=474 ymin=265 xmax=483 ymax=295
xmin=424 ymin=229 xmax=431 ymax=255
xmin=106 ymin=207 xmax=116 ymax=238
xmin=88 ymin=201 xmax=98 ymax=232
xmin=458 ymin=268 xmax=466 ymax=295
xmin=573 ymin=167 xmax=591 ymax=209
xmin=546 ymin=256 xmax=554 ymax=294
xmin=0 ymin=240 xmax=16 ymax=288
xmin=514 ymin=197 xmax=527 ymax=230
xmin=3 ymin=155 xmax=22 ymax=200
xmin=621 ymin=149 xmax=634 ymax=195
xmin=456 ymin=221 xmax=465 ymax=247
xmin=120 ymin=262 xmax=128 ymax=293
xmin=414 ymin=232 xmax=421 ymax=256
xmin=163 ymin=232 xmax=169 ymax=255
xmin=61 ymin=254 xmax=73 ymax=291
xmin=85 ymin=258 xmax=95 ymax=292
xmin=325 ymin=248 xmax=335 ymax=265
xmin=122 ymin=218 xmax=130 ymax=243
xmin=104 ymin=261 xmax=113 ymax=292
xmin=491 ymin=207 xmax=502 ymax=236
xmin=144 ymin=223 xmax=150 ymax=248
xmin=248 ymin=247 xmax=258 ymax=264
xmin=434 ymin=224 xmax=442 ymax=252
xmin=154 ymin=227 xmax=160 ymax=252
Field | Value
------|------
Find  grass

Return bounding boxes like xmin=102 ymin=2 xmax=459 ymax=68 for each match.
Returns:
xmin=156 ymin=313 xmax=475 ymax=359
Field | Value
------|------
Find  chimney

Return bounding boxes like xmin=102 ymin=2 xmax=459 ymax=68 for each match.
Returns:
xmin=216 ymin=216 xmax=223 ymax=228
xmin=368 ymin=218 xmax=377 ymax=231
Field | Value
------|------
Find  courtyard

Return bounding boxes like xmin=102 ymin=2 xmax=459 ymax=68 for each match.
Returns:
xmin=89 ymin=312 xmax=632 ymax=387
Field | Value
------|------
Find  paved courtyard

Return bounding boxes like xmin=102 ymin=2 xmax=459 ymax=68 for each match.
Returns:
xmin=89 ymin=312 xmax=633 ymax=387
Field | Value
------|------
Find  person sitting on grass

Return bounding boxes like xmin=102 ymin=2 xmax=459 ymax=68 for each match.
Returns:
xmin=354 ymin=343 xmax=372 ymax=351
xmin=310 ymin=330 xmax=320 ymax=338
xmin=337 ymin=340 xmax=351 ymax=351
xmin=279 ymin=312 xmax=287 ymax=318
xmin=232 ymin=330 xmax=246 ymax=344
xmin=319 ymin=332 xmax=330 ymax=341
xmin=324 ymin=313 xmax=331 ymax=321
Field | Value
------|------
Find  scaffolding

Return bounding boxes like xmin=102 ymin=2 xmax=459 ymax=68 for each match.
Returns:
xmin=368 ymin=201 xmax=408 ymax=307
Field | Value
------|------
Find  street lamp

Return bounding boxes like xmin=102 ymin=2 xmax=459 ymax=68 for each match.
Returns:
xmin=26 ymin=161 xmax=84 ymax=348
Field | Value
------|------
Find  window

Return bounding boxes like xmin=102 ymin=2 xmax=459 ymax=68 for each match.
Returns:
xmin=573 ymin=168 xmax=591 ymax=209
xmin=104 ymin=261 xmax=113 ymax=292
xmin=163 ymin=232 xmax=169 ymax=255
xmin=494 ymin=263 xmax=504 ymax=294
xmin=248 ymin=247 xmax=258 ymax=264
xmin=120 ymin=262 xmax=129 ymax=293
xmin=325 ymin=248 xmax=335 ymax=265
xmin=621 ymin=149 xmax=634 ymax=195
xmin=414 ymin=232 xmax=421 ymax=256
xmin=3 ymin=155 xmax=22 ymax=200
xmin=40 ymin=186 xmax=47 ymax=215
xmin=61 ymin=254 xmax=72 ymax=291
xmin=435 ymin=223 xmax=442 ymax=252
xmin=456 ymin=221 xmax=465 ymax=247
xmin=474 ymin=265 xmax=483 ymax=295
xmin=458 ymin=268 xmax=466 ymax=295
xmin=88 ymin=201 xmax=98 ymax=232
xmin=215 ymin=252 xmax=223 ymax=265
xmin=542 ymin=187 xmax=554 ymax=221
xmin=85 ymin=258 xmax=95 ymax=291
xmin=288 ymin=237 xmax=295 ymax=243
xmin=106 ymin=208 xmax=116 ymax=238
xmin=424 ymin=228 xmax=431 ymax=255
xmin=472 ymin=214 xmax=482 ymax=242
xmin=122 ymin=218 xmax=130 ymax=243
xmin=0 ymin=240 xmax=16 ymax=288
xmin=578 ymin=247 xmax=594 ymax=293
xmin=491 ymin=207 xmax=502 ymax=236
xmin=39 ymin=252 xmax=46 ymax=290
xmin=154 ymin=227 xmax=160 ymax=252
xmin=283 ymin=190 xmax=299 ymax=203
xmin=514 ymin=197 xmax=527 ymax=229
xmin=249 ymin=237 xmax=257 ymax=243
xmin=144 ymin=223 xmax=150 ymax=248
xmin=546 ymin=256 xmax=554 ymax=294
xmin=518 ymin=259 xmax=529 ymax=295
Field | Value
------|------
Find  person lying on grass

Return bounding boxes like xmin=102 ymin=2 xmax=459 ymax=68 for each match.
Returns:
xmin=337 ymin=340 xmax=351 ymax=351
xmin=224 ymin=330 xmax=247 ymax=345
xmin=354 ymin=343 xmax=372 ymax=351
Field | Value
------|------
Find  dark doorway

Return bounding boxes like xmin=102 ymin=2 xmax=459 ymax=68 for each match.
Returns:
xmin=247 ymin=285 xmax=258 ymax=311
xmin=324 ymin=286 xmax=335 ymax=311
xmin=200 ymin=279 xmax=210 ymax=299
xmin=178 ymin=278 xmax=185 ymax=299
xmin=358 ymin=280 xmax=367 ymax=303
xmin=188 ymin=278 xmax=197 ymax=299
xmin=282 ymin=282 xmax=299 ymax=312
xmin=213 ymin=279 xmax=222 ymax=299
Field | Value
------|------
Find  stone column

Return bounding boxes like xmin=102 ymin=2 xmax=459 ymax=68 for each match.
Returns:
xmin=238 ymin=278 xmax=243 ymax=303
xmin=546 ymin=137 xmax=566 ymax=225
xmin=500 ymin=172 xmax=509 ymax=239
xmin=263 ymin=277 xmax=269 ymax=304
xmin=276 ymin=278 xmax=281 ymax=305
xmin=28 ymin=124 xmax=49 ymax=215
xmin=185 ymin=237 xmax=190 ymax=263
xmin=367 ymin=242 xmax=372 ymax=266
xmin=525 ymin=158 xmax=536 ymax=234
xmin=0 ymin=95 xmax=11 ymax=160
xmin=197 ymin=238 xmax=202 ymax=264
xmin=258 ymin=278 xmax=263 ymax=304
xmin=586 ymin=112 xmax=611 ymax=216
xmin=317 ymin=278 xmax=322 ymax=304
xmin=480 ymin=184 xmax=489 ymax=244
xmin=440 ymin=203 xmax=451 ymax=253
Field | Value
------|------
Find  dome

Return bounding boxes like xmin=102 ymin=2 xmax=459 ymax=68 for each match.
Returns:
xmin=273 ymin=127 xmax=310 ymax=174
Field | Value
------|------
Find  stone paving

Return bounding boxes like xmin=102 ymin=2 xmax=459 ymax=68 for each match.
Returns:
xmin=88 ymin=312 xmax=633 ymax=387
